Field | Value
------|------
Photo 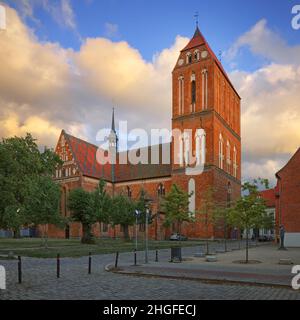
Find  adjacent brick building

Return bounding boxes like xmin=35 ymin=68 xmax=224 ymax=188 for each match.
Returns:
xmin=46 ymin=27 xmax=241 ymax=240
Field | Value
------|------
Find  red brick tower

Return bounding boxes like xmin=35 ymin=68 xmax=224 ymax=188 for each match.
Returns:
xmin=171 ymin=27 xmax=241 ymax=239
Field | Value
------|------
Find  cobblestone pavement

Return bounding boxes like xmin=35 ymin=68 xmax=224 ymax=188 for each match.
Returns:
xmin=0 ymin=243 xmax=300 ymax=300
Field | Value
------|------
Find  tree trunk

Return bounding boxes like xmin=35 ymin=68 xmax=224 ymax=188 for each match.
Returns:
xmin=246 ymin=228 xmax=249 ymax=263
xmin=123 ymin=224 xmax=130 ymax=241
xmin=81 ymin=223 xmax=94 ymax=244
xmin=13 ymin=228 xmax=20 ymax=239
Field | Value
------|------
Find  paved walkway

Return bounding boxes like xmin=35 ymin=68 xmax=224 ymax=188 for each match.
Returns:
xmin=0 ymin=242 xmax=299 ymax=300
xmin=112 ymin=244 xmax=300 ymax=287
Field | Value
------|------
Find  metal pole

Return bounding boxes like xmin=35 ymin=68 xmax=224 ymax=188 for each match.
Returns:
xmin=135 ymin=215 xmax=138 ymax=251
xmin=18 ymin=256 xmax=22 ymax=284
xmin=88 ymin=252 xmax=92 ymax=274
xmin=115 ymin=251 xmax=119 ymax=269
xmin=57 ymin=254 xmax=60 ymax=278
xmin=155 ymin=250 xmax=158 ymax=262
xmin=145 ymin=209 xmax=149 ymax=263
xmin=134 ymin=249 xmax=137 ymax=266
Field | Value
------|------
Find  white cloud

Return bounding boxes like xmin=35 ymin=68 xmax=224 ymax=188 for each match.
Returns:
xmin=104 ymin=22 xmax=119 ymax=38
xmin=0 ymin=5 xmax=188 ymax=149
xmin=228 ymin=19 xmax=300 ymax=184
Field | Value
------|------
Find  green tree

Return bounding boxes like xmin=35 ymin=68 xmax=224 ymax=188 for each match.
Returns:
xmin=198 ymin=187 xmax=218 ymax=254
xmin=68 ymin=188 xmax=96 ymax=244
xmin=25 ymin=176 xmax=63 ymax=247
xmin=0 ymin=134 xmax=62 ymax=237
xmin=161 ymin=184 xmax=193 ymax=235
xmin=229 ymin=178 xmax=269 ymax=263
xmin=110 ymin=194 xmax=135 ymax=240
xmin=93 ymin=179 xmax=112 ymax=232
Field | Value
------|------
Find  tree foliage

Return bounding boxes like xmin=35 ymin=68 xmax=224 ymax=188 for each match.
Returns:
xmin=0 ymin=133 xmax=62 ymax=237
xmin=161 ymin=184 xmax=193 ymax=233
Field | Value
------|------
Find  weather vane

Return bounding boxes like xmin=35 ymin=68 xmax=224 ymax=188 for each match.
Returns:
xmin=194 ymin=11 xmax=199 ymax=27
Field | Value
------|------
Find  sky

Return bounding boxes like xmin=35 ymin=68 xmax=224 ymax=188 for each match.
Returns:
xmin=1 ymin=0 xmax=300 ymax=186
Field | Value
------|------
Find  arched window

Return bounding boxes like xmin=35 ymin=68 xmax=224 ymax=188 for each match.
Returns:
xmin=201 ymin=69 xmax=208 ymax=109
xmin=126 ymin=186 xmax=132 ymax=198
xmin=178 ymin=134 xmax=184 ymax=167
xmin=194 ymin=50 xmax=200 ymax=61
xmin=184 ymin=132 xmax=190 ymax=166
xmin=191 ymin=80 xmax=196 ymax=109
xmin=226 ymin=140 xmax=231 ymax=173
xmin=227 ymin=182 xmax=232 ymax=207
xmin=188 ymin=178 xmax=196 ymax=217
xmin=157 ymin=183 xmax=165 ymax=196
xmin=186 ymin=52 xmax=192 ymax=64
xmin=195 ymin=129 xmax=206 ymax=166
xmin=219 ymin=134 xmax=224 ymax=169
xmin=178 ymin=76 xmax=184 ymax=115
xmin=233 ymin=146 xmax=237 ymax=178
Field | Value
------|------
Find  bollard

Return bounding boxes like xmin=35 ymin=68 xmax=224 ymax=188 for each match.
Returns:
xmin=57 ymin=254 xmax=60 ymax=278
xmin=115 ymin=251 xmax=119 ymax=269
xmin=134 ymin=249 xmax=137 ymax=266
xmin=18 ymin=256 xmax=22 ymax=284
xmin=88 ymin=252 xmax=92 ymax=274
xmin=155 ymin=250 xmax=158 ymax=262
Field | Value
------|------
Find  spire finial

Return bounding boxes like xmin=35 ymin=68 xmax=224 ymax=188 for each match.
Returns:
xmin=111 ymin=107 xmax=116 ymax=133
xmin=194 ymin=11 xmax=199 ymax=28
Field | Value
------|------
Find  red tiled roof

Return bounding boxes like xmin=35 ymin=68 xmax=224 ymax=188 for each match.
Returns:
xmin=63 ymin=131 xmax=171 ymax=182
xmin=64 ymin=132 xmax=112 ymax=181
xmin=260 ymin=189 xmax=276 ymax=208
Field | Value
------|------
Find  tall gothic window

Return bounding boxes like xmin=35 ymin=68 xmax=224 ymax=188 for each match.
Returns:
xmin=178 ymin=76 xmax=184 ymax=115
xmin=186 ymin=52 xmax=192 ymax=64
xmin=219 ymin=133 xmax=224 ymax=169
xmin=226 ymin=140 xmax=231 ymax=173
xmin=194 ymin=50 xmax=200 ymax=61
xmin=126 ymin=186 xmax=132 ymax=198
xmin=202 ymin=69 xmax=208 ymax=110
xmin=184 ymin=132 xmax=190 ymax=166
xmin=157 ymin=183 xmax=165 ymax=196
xmin=233 ymin=146 xmax=237 ymax=178
xmin=195 ymin=129 xmax=206 ymax=166
xmin=191 ymin=72 xmax=196 ymax=113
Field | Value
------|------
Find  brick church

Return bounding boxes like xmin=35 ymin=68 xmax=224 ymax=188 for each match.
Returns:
xmin=47 ymin=26 xmax=241 ymax=240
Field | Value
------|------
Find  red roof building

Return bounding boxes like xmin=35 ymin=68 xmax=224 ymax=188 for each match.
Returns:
xmin=47 ymin=26 xmax=242 ymax=240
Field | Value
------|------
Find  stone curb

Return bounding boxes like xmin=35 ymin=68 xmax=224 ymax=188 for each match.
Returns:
xmin=107 ymin=266 xmax=294 ymax=290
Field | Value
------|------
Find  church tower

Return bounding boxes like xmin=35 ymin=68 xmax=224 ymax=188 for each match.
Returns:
xmin=171 ymin=26 xmax=241 ymax=238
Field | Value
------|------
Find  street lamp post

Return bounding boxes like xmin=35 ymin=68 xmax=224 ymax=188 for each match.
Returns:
xmin=135 ymin=210 xmax=140 ymax=251
xmin=145 ymin=208 xmax=149 ymax=264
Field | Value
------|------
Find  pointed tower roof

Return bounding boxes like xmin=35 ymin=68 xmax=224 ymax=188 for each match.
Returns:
xmin=182 ymin=26 xmax=206 ymax=51
xmin=180 ymin=26 xmax=241 ymax=99
xmin=111 ymin=107 xmax=116 ymax=133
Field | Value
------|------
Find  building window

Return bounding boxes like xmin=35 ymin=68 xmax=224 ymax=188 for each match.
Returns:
xmin=139 ymin=223 xmax=145 ymax=232
xmin=179 ymin=134 xmax=184 ymax=167
xmin=219 ymin=134 xmax=224 ymax=169
xmin=184 ymin=132 xmax=190 ymax=166
xmin=191 ymin=80 xmax=196 ymax=111
xmin=233 ymin=146 xmax=237 ymax=178
xmin=226 ymin=140 xmax=231 ymax=173
xmin=202 ymin=69 xmax=208 ymax=109
xmin=194 ymin=50 xmax=200 ymax=61
xmin=195 ymin=129 xmax=206 ymax=166
xmin=188 ymin=178 xmax=196 ymax=217
xmin=186 ymin=52 xmax=192 ymax=64
xmin=157 ymin=183 xmax=165 ymax=196
xmin=178 ymin=76 xmax=184 ymax=115
xmin=126 ymin=186 xmax=132 ymax=198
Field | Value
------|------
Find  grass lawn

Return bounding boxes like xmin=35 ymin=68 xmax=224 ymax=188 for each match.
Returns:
xmin=0 ymin=238 xmax=208 ymax=258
